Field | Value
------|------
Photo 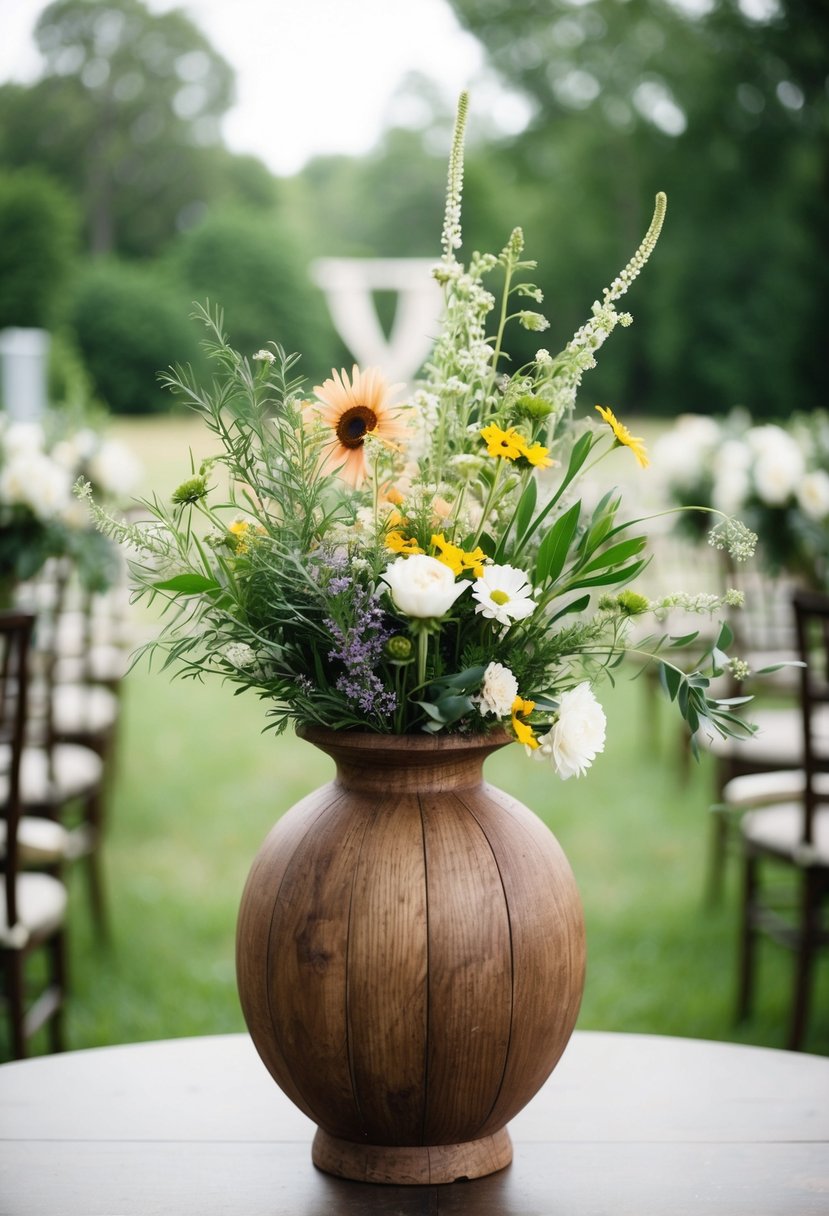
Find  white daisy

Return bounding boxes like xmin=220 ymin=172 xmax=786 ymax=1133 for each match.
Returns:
xmin=472 ymin=564 xmax=537 ymax=628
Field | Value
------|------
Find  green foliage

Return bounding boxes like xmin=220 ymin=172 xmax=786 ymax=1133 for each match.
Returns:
xmin=0 ymin=168 xmax=78 ymax=329
xmin=445 ymin=0 xmax=828 ymax=418
xmin=167 ymin=208 xmax=341 ymax=380
xmin=67 ymin=259 xmax=199 ymax=413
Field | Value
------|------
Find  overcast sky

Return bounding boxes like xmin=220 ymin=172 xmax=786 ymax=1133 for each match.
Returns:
xmin=0 ymin=0 xmax=503 ymax=174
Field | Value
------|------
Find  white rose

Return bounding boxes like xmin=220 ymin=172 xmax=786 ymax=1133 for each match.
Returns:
xmin=381 ymin=554 xmax=468 ymax=619
xmin=535 ymin=682 xmax=607 ymax=780
xmin=478 ymin=661 xmax=519 ymax=718
xmin=797 ymin=470 xmax=829 ymax=521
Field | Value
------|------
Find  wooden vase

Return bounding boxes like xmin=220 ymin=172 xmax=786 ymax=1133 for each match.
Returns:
xmin=236 ymin=726 xmax=586 ymax=1185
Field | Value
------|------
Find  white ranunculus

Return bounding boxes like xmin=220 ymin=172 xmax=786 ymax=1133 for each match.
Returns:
xmin=535 ymin=682 xmax=607 ymax=780
xmin=478 ymin=661 xmax=519 ymax=718
xmin=381 ymin=554 xmax=468 ymax=619
xmin=0 ymin=450 xmax=72 ymax=520
xmin=797 ymin=470 xmax=829 ymax=521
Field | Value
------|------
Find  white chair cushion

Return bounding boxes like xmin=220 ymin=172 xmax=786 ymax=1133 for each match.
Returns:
xmin=723 ymin=769 xmax=829 ymax=809
xmin=0 ymin=872 xmax=67 ymax=948
xmin=741 ymin=804 xmax=829 ymax=865
xmin=53 ymin=684 xmax=119 ymax=734
xmin=704 ymin=706 xmax=829 ymax=763
xmin=0 ymin=743 xmax=103 ymax=807
xmin=0 ymin=816 xmax=71 ymax=865
xmin=54 ymin=645 xmax=128 ymax=686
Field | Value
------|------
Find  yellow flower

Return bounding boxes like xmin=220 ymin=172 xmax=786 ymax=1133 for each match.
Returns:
xmin=481 ymin=423 xmax=524 ymax=460
xmin=227 ymin=519 xmax=263 ymax=554
xmin=519 ymin=440 xmax=554 ymax=469
xmin=386 ymin=531 xmax=424 ymax=555
xmin=595 ymin=405 xmax=649 ymax=469
xmin=310 ymin=365 xmax=408 ymax=488
xmin=431 ymin=533 xmax=487 ymax=578
xmin=511 ymin=696 xmax=538 ymax=750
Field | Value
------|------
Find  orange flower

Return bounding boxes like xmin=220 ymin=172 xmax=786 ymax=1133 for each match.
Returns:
xmin=310 ymin=365 xmax=408 ymax=488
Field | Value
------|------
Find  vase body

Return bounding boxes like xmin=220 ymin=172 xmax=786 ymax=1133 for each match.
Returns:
xmin=236 ymin=726 xmax=585 ymax=1185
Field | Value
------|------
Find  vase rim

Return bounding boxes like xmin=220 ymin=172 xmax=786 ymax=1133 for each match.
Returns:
xmin=296 ymin=723 xmax=513 ymax=756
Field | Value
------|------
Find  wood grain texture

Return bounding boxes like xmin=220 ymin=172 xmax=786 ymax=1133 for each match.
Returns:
xmin=235 ymin=728 xmax=585 ymax=1184
xmin=312 ymin=1126 xmax=513 ymax=1185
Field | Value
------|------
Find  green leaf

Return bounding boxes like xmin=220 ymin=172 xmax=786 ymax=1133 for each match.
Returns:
xmin=535 ymin=501 xmax=581 ymax=585
xmin=549 ymin=594 xmax=591 ymax=623
xmin=579 ymin=536 xmax=647 ymax=575
xmin=660 ymin=663 xmax=682 ymax=702
xmin=153 ymin=573 xmax=220 ymax=595
xmin=716 ymin=621 xmax=734 ymax=650
xmin=513 ymin=477 xmax=538 ymax=543
xmin=566 ymin=558 xmax=647 ymax=591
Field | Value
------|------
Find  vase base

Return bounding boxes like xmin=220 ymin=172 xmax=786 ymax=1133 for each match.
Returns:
xmin=312 ymin=1125 xmax=513 ymax=1185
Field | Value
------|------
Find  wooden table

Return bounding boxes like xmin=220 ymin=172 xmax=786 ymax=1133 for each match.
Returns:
xmin=1 ymin=1030 xmax=827 ymax=1215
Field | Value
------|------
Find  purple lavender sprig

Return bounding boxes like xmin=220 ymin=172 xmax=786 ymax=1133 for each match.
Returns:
xmin=324 ymin=581 xmax=397 ymax=718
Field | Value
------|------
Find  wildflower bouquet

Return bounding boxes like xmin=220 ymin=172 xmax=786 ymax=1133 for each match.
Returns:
xmin=84 ymin=94 xmax=759 ymax=777
xmin=653 ymin=410 xmax=829 ymax=588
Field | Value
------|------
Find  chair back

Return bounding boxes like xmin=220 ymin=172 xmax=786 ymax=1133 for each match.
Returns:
xmin=793 ymin=589 xmax=829 ymax=844
xmin=0 ymin=612 xmax=36 ymax=931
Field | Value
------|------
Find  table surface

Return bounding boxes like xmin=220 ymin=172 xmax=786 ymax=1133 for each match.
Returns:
xmin=1 ymin=1030 xmax=827 ymax=1216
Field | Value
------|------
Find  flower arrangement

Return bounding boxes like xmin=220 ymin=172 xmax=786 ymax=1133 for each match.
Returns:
xmin=653 ymin=409 xmax=829 ymax=588
xmin=0 ymin=416 xmax=135 ymax=592
xmin=83 ymin=94 xmax=759 ymax=777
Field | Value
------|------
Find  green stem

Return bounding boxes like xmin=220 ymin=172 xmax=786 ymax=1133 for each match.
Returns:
xmin=471 ymin=459 xmax=505 ymax=549
xmin=417 ymin=629 xmax=429 ymax=690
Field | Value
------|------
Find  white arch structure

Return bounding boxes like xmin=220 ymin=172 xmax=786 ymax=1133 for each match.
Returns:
xmin=311 ymin=258 xmax=443 ymax=387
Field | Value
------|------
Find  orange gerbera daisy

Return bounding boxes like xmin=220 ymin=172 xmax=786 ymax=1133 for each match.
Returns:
xmin=311 ymin=365 xmax=407 ymax=488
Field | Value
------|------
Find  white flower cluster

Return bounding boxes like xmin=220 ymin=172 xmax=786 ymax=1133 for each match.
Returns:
xmin=0 ymin=421 xmax=73 ymax=522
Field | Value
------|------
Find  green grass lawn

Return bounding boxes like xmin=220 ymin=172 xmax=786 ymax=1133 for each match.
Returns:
xmin=59 ymin=654 xmax=828 ymax=1058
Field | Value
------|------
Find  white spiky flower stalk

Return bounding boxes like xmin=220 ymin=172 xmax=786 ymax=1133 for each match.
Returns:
xmin=440 ymin=91 xmax=469 ymax=261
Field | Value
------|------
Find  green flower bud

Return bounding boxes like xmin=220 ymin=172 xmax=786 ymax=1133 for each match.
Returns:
xmin=513 ymin=394 xmax=555 ymax=422
xmin=616 ymin=590 xmax=650 ymax=617
xmin=171 ymin=475 xmax=209 ymax=506
xmin=384 ymin=635 xmax=414 ymax=661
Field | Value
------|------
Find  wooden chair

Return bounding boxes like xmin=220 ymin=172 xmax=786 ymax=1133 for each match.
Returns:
xmin=729 ymin=588 xmax=829 ymax=1050
xmin=13 ymin=565 xmax=116 ymax=935
xmin=0 ymin=611 xmax=68 ymax=1059
xmin=704 ymin=571 xmax=810 ymax=902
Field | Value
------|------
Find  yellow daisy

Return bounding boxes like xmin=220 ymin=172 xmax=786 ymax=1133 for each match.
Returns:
xmin=311 ymin=365 xmax=408 ymax=488
xmin=511 ymin=696 xmax=538 ymax=750
xmin=481 ymin=423 xmax=524 ymax=460
xmin=595 ymin=405 xmax=649 ymax=469
xmin=518 ymin=440 xmax=554 ymax=469
xmin=431 ymin=533 xmax=487 ymax=577
xmin=386 ymin=531 xmax=424 ymax=556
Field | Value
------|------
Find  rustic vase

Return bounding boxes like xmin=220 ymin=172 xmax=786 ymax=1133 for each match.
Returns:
xmin=236 ymin=725 xmax=586 ymax=1185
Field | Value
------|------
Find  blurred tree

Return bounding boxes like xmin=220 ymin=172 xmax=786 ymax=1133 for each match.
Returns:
xmin=167 ymin=208 xmax=345 ymax=384
xmin=0 ymin=167 xmax=78 ymax=329
xmin=68 ymin=259 xmax=199 ymax=413
xmin=0 ymin=0 xmax=275 ymax=258
xmin=444 ymin=0 xmax=829 ymax=418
